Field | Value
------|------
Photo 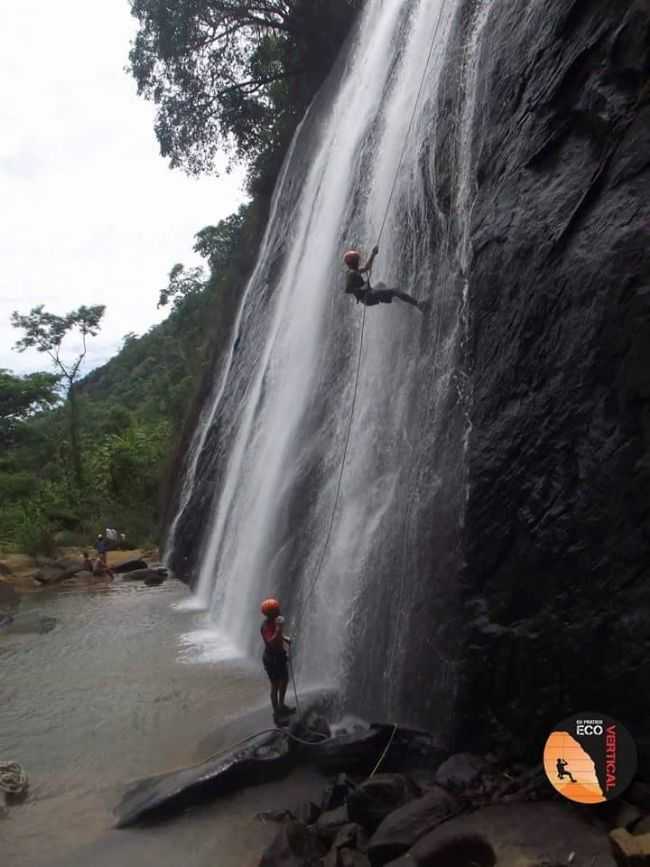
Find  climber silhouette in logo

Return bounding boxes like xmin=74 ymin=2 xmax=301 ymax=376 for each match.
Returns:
xmin=556 ymin=758 xmax=577 ymax=783
xmin=343 ymin=246 xmax=424 ymax=310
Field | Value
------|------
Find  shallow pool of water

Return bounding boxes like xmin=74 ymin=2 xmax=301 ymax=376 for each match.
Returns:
xmin=2 ymin=580 xmax=323 ymax=866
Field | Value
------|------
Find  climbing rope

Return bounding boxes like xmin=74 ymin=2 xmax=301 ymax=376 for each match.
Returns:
xmin=0 ymin=761 xmax=28 ymax=797
xmin=288 ymin=650 xmax=302 ymax=718
xmin=193 ymin=721 xmax=398 ymax=779
xmin=298 ymin=301 xmax=368 ymax=617
xmin=368 ymin=723 xmax=398 ymax=778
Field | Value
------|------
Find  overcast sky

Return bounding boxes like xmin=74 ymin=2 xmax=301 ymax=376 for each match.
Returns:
xmin=1 ymin=0 xmax=246 ymax=376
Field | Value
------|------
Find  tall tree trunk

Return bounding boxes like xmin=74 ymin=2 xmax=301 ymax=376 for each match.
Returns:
xmin=67 ymin=380 xmax=83 ymax=489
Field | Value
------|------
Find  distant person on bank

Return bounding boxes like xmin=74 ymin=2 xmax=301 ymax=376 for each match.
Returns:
xmin=95 ymin=534 xmax=108 ymax=565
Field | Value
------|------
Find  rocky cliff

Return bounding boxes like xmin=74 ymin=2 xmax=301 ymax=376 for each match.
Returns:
xmin=459 ymin=0 xmax=650 ymax=752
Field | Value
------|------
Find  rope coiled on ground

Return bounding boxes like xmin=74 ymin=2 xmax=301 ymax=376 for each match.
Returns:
xmin=0 ymin=761 xmax=28 ymax=796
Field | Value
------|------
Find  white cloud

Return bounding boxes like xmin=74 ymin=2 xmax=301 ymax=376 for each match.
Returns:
xmin=0 ymin=0 xmax=246 ymax=376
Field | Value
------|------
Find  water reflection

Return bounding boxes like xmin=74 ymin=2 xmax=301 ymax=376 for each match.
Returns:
xmin=2 ymin=580 xmax=269 ymax=866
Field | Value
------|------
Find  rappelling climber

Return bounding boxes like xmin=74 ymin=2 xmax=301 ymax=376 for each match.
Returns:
xmin=260 ymin=597 xmax=295 ymax=724
xmin=343 ymin=246 xmax=422 ymax=309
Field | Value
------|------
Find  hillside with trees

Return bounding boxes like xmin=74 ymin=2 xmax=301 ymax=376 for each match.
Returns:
xmin=1 ymin=0 xmax=358 ymax=557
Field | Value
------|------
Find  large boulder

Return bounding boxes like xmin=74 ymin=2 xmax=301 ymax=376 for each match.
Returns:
xmin=385 ymin=803 xmax=614 ymax=867
xmin=316 ymin=806 xmax=351 ymax=844
xmin=112 ymin=558 xmax=148 ymax=574
xmin=303 ymin=725 xmax=435 ymax=776
xmin=347 ymin=775 xmax=421 ymax=833
xmin=324 ymin=824 xmax=370 ymax=867
xmin=368 ymin=786 xmax=460 ymax=865
xmin=369 ymin=726 xmax=446 ymax=774
xmin=303 ymin=726 xmax=394 ymax=774
xmin=32 ymin=559 xmax=84 ymax=585
xmin=610 ymin=829 xmax=650 ymax=867
xmin=434 ymin=753 xmax=486 ymax=790
xmin=119 ymin=567 xmax=167 ymax=584
xmin=259 ymin=820 xmax=328 ymax=867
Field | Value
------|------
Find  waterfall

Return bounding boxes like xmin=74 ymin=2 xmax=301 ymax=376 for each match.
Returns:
xmin=169 ymin=0 xmax=493 ymax=734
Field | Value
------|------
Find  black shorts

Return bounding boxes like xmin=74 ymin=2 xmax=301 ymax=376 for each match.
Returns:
xmin=263 ymin=650 xmax=288 ymax=682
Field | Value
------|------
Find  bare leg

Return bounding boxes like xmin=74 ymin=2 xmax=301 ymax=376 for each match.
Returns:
xmin=270 ymin=683 xmax=280 ymax=714
xmin=279 ymin=679 xmax=288 ymax=708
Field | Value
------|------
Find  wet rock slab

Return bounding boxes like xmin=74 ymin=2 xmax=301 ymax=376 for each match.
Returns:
xmin=119 ymin=567 xmax=168 ymax=584
xmin=112 ymin=558 xmax=148 ymax=574
xmin=33 ymin=558 xmax=85 ymax=585
xmin=115 ymin=729 xmax=293 ymax=827
xmin=116 ymin=690 xmax=338 ymax=827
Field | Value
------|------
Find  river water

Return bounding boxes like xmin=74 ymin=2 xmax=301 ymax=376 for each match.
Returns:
xmin=1 ymin=581 xmax=325 ymax=866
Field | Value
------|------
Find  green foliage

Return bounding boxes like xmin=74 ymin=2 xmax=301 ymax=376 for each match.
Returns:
xmin=2 ymin=0 xmax=357 ymax=553
xmin=0 ymin=481 xmax=68 ymax=558
xmin=11 ymin=304 xmax=107 ymax=490
xmin=127 ymin=0 xmax=358 ymax=187
xmin=11 ymin=304 xmax=105 ymax=373
xmin=158 ymin=263 xmax=205 ymax=311
xmin=193 ymin=208 xmax=246 ymax=271
xmin=15 ymin=519 xmax=58 ymax=559
xmin=0 ymin=368 xmax=60 ymax=448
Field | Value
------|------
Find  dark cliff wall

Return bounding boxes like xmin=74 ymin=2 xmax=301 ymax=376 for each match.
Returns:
xmin=460 ymin=0 xmax=650 ymax=753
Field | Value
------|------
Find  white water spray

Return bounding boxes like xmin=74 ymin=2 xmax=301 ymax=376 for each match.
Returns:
xmin=170 ymin=0 xmax=488 ymax=724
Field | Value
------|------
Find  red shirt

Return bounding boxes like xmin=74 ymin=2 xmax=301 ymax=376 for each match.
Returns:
xmin=261 ymin=620 xmax=284 ymax=653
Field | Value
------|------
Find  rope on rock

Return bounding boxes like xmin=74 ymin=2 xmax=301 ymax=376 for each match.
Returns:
xmin=368 ymin=723 xmax=398 ymax=778
xmin=0 ymin=761 xmax=28 ymax=797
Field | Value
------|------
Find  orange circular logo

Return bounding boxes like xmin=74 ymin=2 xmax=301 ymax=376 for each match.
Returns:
xmin=543 ymin=712 xmax=637 ymax=804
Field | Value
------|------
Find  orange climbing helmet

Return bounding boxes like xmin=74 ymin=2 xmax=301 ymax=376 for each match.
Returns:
xmin=261 ymin=597 xmax=280 ymax=617
xmin=343 ymin=250 xmax=360 ymax=269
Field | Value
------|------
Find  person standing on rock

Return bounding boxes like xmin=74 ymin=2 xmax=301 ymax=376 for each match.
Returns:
xmin=260 ymin=598 xmax=295 ymax=724
xmin=343 ymin=247 xmax=423 ymax=310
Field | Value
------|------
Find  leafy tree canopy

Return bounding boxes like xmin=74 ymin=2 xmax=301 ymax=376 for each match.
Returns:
xmin=157 ymin=263 xmax=206 ymax=311
xmin=128 ymin=0 xmax=358 ymax=184
xmin=0 ymin=369 xmax=60 ymax=448
xmin=11 ymin=304 xmax=106 ymax=382
xmin=193 ymin=208 xmax=247 ymax=272
xmin=11 ymin=304 xmax=106 ymax=489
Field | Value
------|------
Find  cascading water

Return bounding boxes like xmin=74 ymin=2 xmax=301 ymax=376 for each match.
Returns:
xmin=168 ymin=0 xmax=493 ymax=738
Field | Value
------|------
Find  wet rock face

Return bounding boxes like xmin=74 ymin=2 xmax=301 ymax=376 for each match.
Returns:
xmin=461 ymin=0 xmax=650 ymax=750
